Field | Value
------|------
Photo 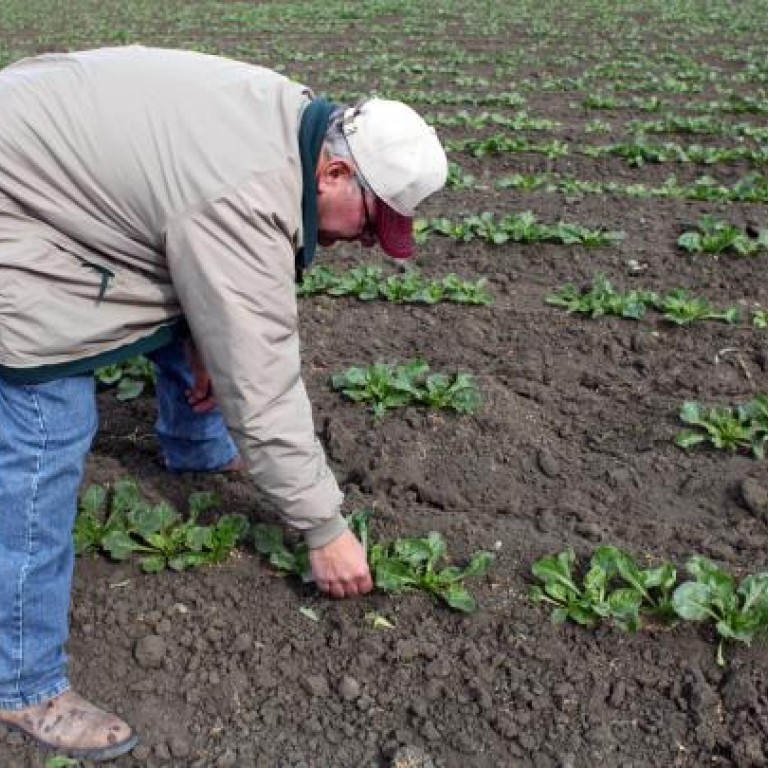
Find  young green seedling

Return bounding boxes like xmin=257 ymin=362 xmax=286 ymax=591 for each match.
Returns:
xmin=75 ymin=482 xmax=248 ymax=572
xmin=531 ymin=547 xmax=676 ymax=631
xmin=546 ymin=275 xmax=654 ymax=319
xmin=678 ymin=215 xmax=767 ymax=256
xmin=672 ymin=556 xmax=768 ymax=665
xmin=656 ymin=290 xmax=739 ymax=325
xmin=331 ymin=360 xmax=480 ymax=418
xmin=95 ymin=355 xmax=155 ymax=401
xmin=676 ymin=400 xmax=768 ymax=457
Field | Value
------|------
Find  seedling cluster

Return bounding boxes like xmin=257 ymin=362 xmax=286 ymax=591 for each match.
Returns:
xmin=547 ymin=276 xmax=740 ymax=325
xmin=96 ymin=355 xmax=155 ymax=401
xmin=297 ymin=264 xmax=492 ymax=305
xmin=678 ymin=215 xmax=768 ymax=256
xmin=417 ymin=211 xmax=624 ymax=247
xmin=676 ymin=396 xmax=768 ymax=458
xmin=75 ymin=481 xmax=248 ymax=572
xmin=532 ymin=548 xmax=768 ymax=665
xmin=330 ymin=359 xmax=481 ymax=418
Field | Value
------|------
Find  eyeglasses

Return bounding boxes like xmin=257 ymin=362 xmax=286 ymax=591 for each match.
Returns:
xmin=357 ymin=178 xmax=377 ymax=247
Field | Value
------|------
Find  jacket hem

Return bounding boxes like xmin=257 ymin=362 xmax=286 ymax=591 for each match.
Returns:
xmin=0 ymin=321 xmax=183 ymax=384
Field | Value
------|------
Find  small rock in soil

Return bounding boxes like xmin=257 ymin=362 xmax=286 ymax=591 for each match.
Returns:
xmin=169 ymin=735 xmax=192 ymax=758
xmin=153 ymin=741 xmax=172 ymax=760
xmin=536 ymin=508 xmax=557 ymax=533
xmin=390 ymin=744 xmax=436 ymax=768
xmin=302 ymin=674 xmax=330 ymax=697
xmin=338 ymin=674 xmax=361 ymax=701
xmin=231 ymin=632 xmax=252 ymax=654
xmin=131 ymin=743 xmax=151 ymax=761
xmin=575 ymin=522 xmax=603 ymax=542
xmin=134 ymin=634 xmax=166 ymax=669
xmin=537 ymin=448 xmax=560 ymax=478
xmin=739 ymin=477 xmax=768 ymax=518
xmin=215 ymin=748 xmax=238 ymax=767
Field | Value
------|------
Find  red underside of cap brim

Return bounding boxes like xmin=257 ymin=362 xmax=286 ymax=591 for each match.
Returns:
xmin=375 ymin=199 xmax=414 ymax=260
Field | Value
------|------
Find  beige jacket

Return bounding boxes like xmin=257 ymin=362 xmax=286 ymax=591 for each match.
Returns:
xmin=0 ymin=46 xmax=346 ymax=547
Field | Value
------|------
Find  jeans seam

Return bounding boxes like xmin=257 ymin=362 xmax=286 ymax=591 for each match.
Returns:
xmin=13 ymin=387 xmax=46 ymax=697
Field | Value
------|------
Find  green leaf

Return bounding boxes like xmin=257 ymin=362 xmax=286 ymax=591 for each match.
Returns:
xmin=738 ymin=573 xmax=768 ymax=614
xmin=462 ymin=551 xmax=494 ymax=578
xmin=269 ymin=549 xmax=299 ymax=574
xmin=140 ymin=554 xmax=168 ymax=573
xmin=672 ymin=581 xmax=714 ymax=621
xmin=115 ymin=378 xmax=145 ymax=401
xmin=531 ymin=550 xmax=581 ymax=596
xmin=80 ymin=484 xmax=107 ymax=518
xmin=677 ymin=231 xmax=702 ymax=252
xmin=439 ymin=583 xmax=476 ymax=612
xmin=102 ymin=530 xmax=141 ymax=560
xmin=253 ymin=524 xmax=286 ymax=555
xmin=111 ymin=479 xmax=142 ymax=519
xmin=184 ymin=525 xmax=214 ymax=552
xmin=188 ymin=491 xmax=218 ymax=518
xmin=606 ymin=587 xmax=643 ymax=631
xmin=679 ymin=401 xmax=704 ymax=425
xmin=45 ymin=757 xmax=81 ymax=768
xmin=393 ymin=536 xmax=442 ymax=569
xmin=128 ymin=501 xmax=177 ymax=538
xmin=374 ymin=557 xmax=421 ymax=591
xmin=675 ymin=429 xmax=709 ymax=449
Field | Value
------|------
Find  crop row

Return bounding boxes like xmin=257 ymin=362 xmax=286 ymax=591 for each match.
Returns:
xmin=75 ymin=481 xmax=493 ymax=613
xmin=449 ymin=135 xmax=768 ymax=166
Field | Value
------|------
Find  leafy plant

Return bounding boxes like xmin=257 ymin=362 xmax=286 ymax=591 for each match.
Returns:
xmin=254 ymin=509 xmax=494 ymax=612
xmin=673 ymin=556 xmax=768 ymax=665
xmin=369 ymin=531 xmax=493 ymax=612
xmin=657 ymin=290 xmax=739 ymax=325
xmin=331 ymin=360 xmax=480 ymax=418
xmin=753 ymin=309 xmax=768 ymax=328
xmin=252 ymin=523 xmax=310 ymax=580
xmin=530 ymin=547 xmax=676 ymax=631
xmin=95 ymin=356 xmax=155 ymax=401
xmin=676 ymin=397 xmax=768 ymax=458
xmin=75 ymin=481 xmax=248 ymax=572
xmin=678 ymin=215 xmax=768 ymax=256
xmin=546 ymin=275 xmax=654 ymax=319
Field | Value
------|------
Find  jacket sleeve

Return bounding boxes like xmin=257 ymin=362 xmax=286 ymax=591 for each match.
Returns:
xmin=163 ymin=176 xmax=347 ymax=549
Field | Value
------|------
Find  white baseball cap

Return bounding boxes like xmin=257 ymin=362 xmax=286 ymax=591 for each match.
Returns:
xmin=342 ymin=98 xmax=448 ymax=259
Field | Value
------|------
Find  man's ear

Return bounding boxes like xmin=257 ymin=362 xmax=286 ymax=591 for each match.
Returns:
xmin=317 ymin=156 xmax=356 ymax=193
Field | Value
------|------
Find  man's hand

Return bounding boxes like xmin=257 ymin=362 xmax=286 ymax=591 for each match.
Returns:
xmin=183 ymin=338 xmax=217 ymax=413
xmin=310 ymin=529 xmax=373 ymax=599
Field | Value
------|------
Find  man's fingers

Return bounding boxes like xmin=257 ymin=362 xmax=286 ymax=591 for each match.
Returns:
xmin=318 ymin=576 xmax=372 ymax=599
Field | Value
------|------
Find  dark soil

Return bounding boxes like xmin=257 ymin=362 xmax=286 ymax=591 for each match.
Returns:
xmin=2 ymin=1 xmax=768 ymax=767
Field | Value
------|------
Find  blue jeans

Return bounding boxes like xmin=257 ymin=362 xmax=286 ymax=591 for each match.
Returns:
xmin=0 ymin=339 xmax=236 ymax=709
xmin=148 ymin=339 xmax=238 ymax=473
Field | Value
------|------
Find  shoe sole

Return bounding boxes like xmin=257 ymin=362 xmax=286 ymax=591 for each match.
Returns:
xmin=0 ymin=719 xmax=139 ymax=762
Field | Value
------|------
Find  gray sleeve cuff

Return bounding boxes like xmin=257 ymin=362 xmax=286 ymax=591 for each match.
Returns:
xmin=304 ymin=514 xmax=349 ymax=549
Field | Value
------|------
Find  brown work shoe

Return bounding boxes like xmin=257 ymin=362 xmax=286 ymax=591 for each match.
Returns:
xmin=0 ymin=690 xmax=138 ymax=762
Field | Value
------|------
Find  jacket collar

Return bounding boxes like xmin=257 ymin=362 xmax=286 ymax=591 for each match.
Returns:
xmin=297 ymin=97 xmax=338 ymax=277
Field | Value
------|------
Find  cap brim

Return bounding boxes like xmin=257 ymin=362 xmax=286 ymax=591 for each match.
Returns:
xmin=375 ymin=199 xmax=414 ymax=260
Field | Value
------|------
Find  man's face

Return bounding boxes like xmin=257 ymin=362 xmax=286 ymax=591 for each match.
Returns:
xmin=316 ymin=158 xmax=377 ymax=249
